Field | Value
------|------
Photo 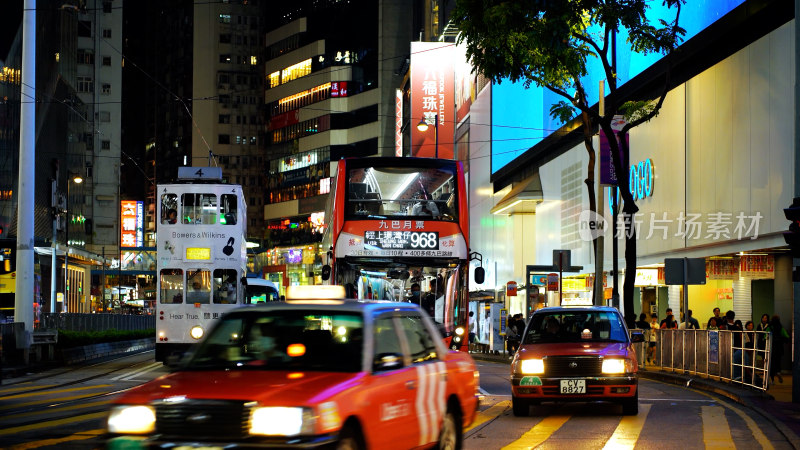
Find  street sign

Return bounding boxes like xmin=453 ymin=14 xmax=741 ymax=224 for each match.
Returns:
xmin=664 ymin=258 xmax=706 ymax=285
xmin=547 ymin=273 xmax=559 ymax=291
xmin=506 ymin=281 xmax=517 ymax=296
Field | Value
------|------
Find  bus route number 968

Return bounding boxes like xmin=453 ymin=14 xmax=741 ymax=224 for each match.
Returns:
xmin=410 ymin=232 xmax=438 ymax=249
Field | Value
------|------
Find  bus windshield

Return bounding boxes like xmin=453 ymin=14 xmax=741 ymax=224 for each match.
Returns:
xmin=346 ymin=165 xmax=457 ymax=221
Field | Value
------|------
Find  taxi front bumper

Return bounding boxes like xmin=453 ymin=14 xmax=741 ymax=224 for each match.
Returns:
xmin=107 ymin=433 xmax=338 ymax=449
xmin=510 ymin=375 xmax=638 ymax=400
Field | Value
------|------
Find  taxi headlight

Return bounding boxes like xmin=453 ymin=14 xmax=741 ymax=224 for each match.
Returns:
xmin=520 ymin=358 xmax=544 ymax=374
xmin=602 ymin=359 xmax=627 ymax=374
xmin=249 ymin=407 xmax=315 ymax=436
xmin=455 ymin=326 xmax=465 ymax=336
xmin=189 ymin=326 xmax=204 ymax=340
xmin=107 ymin=405 xmax=156 ymax=434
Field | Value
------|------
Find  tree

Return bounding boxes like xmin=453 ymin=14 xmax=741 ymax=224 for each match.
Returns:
xmin=453 ymin=0 xmax=684 ymax=326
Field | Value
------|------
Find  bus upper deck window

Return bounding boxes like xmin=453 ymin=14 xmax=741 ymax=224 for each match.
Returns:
xmin=161 ymin=193 xmax=178 ymax=225
xmin=182 ymin=193 xmax=217 ymax=225
xmin=220 ymin=194 xmax=237 ymax=225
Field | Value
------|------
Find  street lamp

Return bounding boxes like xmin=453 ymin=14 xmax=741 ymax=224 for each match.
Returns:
xmin=417 ymin=114 xmax=438 ymax=158
xmin=63 ymin=174 xmax=83 ymax=313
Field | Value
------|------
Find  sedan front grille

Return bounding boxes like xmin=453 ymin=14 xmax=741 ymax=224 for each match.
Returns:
xmin=544 ymin=356 xmax=603 ymax=377
xmin=155 ymin=399 xmax=250 ymax=439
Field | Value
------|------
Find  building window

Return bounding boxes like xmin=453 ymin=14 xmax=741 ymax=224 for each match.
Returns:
xmin=77 ymin=76 xmax=93 ymax=93
xmin=103 ymin=1 xmax=112 ymax=13
xmin=102 ymin=56 xmax=111 ymax=66
xmin=77 ymin=49 xmax=94 ymax=65
xmin=219 ymin=54 xmax=231 ymax=64
xmin=219 ymin=14 xmax=231 ymax=23
xmin=101 ymin=140 xmax=111 ymax=150
xmin=219 ymin=114 xmax=230 ymax=124
xmin=99 ymin=111 xmax=111 ymax=122
xmin=250 ymin=136 xmax=257 ymax=145
xmin=78 ymin=21 xmax=91 ymax=38
xmin=102 ymin=29 xmax=112 ymax=38
xmin=101 ymin=83 xmax=111 ymax=95
xmin=250 ymin=56 xmax=257 ymax=65
xmin=218 ymin=134 xmax=230 ymax=144
xmin=220 ymin=34 xmax=231 ymax=44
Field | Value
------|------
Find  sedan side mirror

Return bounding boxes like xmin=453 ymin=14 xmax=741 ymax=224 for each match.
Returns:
xmin=474 ymin=267 xmax=485 ymax=284
xmin=630 ymin=331 xmax=645 ymax=343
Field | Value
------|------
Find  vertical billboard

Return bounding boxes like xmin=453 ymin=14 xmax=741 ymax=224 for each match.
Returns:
xmin=120 ymin=200 xmax=143 ymax=248
xmin=410 ymin=42 xmax=454 ymax=159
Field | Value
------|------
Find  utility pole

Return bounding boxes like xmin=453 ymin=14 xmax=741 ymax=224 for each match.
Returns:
xmin=14 ymin=0 xmax=36 ymax=346
xmin=792 ymin=0 xmax=800 ymax=403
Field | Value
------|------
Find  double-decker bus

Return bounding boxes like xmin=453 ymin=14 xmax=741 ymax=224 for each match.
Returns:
xmin=322 ymin=157 xmax=482 ymax=351
xmin=155 ymin=167 xmax=276 ymax=361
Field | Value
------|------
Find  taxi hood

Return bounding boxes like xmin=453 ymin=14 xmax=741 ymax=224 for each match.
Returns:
xmin=517 ymin=341 xmax=632 ymax=359
xmin=115 ymin=370 xmax=366 ymax=405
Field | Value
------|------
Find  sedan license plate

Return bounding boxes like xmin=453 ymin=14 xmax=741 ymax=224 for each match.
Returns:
xmin=559 ymin=379 xmax=586 ymax=394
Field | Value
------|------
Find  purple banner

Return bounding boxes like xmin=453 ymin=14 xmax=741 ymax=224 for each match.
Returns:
xmin=599 ymin=129 xmax=628 ymax=185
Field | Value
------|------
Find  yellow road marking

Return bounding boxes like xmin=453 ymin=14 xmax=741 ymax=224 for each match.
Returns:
xmin=716 ymin=402 xmax=774 ymax=450
xmin=0 ymin=412 xmax=106 ymax=435
xmin=502 ymin=415 xmax=570 ymax=450
xmin=602 ymin=404 xmax=652 ymax=450
xmin=2 ymin=399 xmax=110 ymax=420
xmin=702 ymin=405 xmax=735 ymax=449
xmin=8 ymin=429 xmax=104 ymax=450
xmin=466 ymin=400 xmax=510 ymax=432
xmin=0 ymin=385 xmax=56 ymax=396
xmin=0 ymin=392 xmax=109 ymax=411
xmin=0 ymin=384 xmax=112 ymax=401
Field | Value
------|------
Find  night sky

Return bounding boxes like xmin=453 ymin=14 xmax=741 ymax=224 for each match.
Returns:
xmin=0 ymin=2 xmax=23 ymax=61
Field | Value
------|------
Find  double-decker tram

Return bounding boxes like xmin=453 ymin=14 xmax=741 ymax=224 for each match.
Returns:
xmin=155 ymin=167 xmax=261 ymax=361
xmin=322 ymin=157 xmax=481 ymax=351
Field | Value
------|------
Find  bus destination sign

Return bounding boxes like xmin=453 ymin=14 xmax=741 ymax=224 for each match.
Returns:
xmin=364 ymin=231 xmax=439 ymax=250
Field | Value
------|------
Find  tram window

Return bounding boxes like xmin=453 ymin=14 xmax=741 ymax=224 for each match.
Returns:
xmin=220 ymin=194 xmax=237 ymax=225
xmin=161 ymin=193 xmax=178 ymax=225
xmin=213 ymin=269 xmax=238 ymax=304
xmin=160 ymin=268 xmax=183 ymax=304
xmin=182 ymin=193 xmax=217 ymax=225
xmin=186 ymin=269 xmax=211 ymax=304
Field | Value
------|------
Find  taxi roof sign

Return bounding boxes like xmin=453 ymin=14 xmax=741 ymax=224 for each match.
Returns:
xmin=285 ymin=285 xmax=346 ymax=303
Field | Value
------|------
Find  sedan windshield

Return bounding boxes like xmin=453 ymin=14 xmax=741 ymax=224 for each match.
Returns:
xmin=185 ymin=310 xmax=364 ymax=372
xmin=522 ymin=311 xmax=628 ymax=344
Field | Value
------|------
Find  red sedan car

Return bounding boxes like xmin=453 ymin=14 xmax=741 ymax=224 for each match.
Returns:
xmin=510 ymin=306 xmax=644 ymax=416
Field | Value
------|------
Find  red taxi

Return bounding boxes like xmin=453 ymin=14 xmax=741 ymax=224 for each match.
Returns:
xmin=106 ymin=285 xmax=479 ymax=449
xmin=510 ymin=306 xmax=644 ymax=416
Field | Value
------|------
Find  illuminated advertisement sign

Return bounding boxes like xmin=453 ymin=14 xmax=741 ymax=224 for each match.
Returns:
xmin=410 ymin=42 xmax=454 ymax=159
xmin=491 ymin=1 xmax=746 ymax=174
xmin=337 ymin=221 xmax=467 ymax=259
xmin=331 ymin=81 xmax=349 ymax=97
xmin=120 ymin=200 xmax=143 ymax=248
xmin=185 ymin=247 xmax=211 ymax=261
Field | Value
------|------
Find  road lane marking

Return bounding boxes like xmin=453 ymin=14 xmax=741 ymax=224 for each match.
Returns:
xmin=702 ymin=405 xmax=735 ymax=449
xmin=0 ymin=412 xmax=106 ymax=435
xmin=111 ymin=362 xmax=163 ymax=381
xmin=501 ymin=415 xmax=570 ymax=450
xmin=0 ymin=385 xmax=57 ymax=396
xmin=715 ymin=402 xmax=774 ymax=450
xmin=1 ymin=399 xmax=110 ymax=420
xmin=0 ymin=384 xmax=112 ymax=400
xmin=8 ymin=429 xmax=104 ymax=449
xmin=466 ymin=400 xmax=510 ymax=432
xmin=602 ymin=404 xmax=652 ymax=450
xmin=0 ymin=392 xmax=109 ymax=411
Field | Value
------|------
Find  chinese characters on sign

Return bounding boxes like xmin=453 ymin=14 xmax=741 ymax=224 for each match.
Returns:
xmin=410 ymin=42 xmax=454 ymax=159
xmin=120 ymin=200 xmax=143 ymax=248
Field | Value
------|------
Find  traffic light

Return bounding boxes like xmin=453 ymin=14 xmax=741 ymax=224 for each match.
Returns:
xmin=783 ymin=197 xmax=800 ymax=257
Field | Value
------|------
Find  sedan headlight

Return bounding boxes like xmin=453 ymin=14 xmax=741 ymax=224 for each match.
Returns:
xmin=249 ymin=407 xmax=315 ymax=436
xmin=520 ymin=358 xmax=545 ymax=374
xmin=107 ymin=405 xmax=156 ymax=434
xmin=601 ymin=359 xmax=628 ymax=374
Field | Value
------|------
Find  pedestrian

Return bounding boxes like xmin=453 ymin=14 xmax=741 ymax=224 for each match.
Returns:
xmin=660 ymin=308 xmax=678 ymax=329
xmin=682 ymin=309 xmax=700 ymax=330
xmin=756 ymin=313 xmax=770 ymax=350
xmin=724 ymin=311 xmax=744 ymax=380
xmin=707 ymin=307 xmax=723 ymax=329
xmin=468 ymin=311 xmax=477 ymax=352
xmin=707 ymin=317 xmax=719 ymax=330
xmin=648 ymin=313 xmax=659 ymax=364
xmin=769 ymin=315 xmax=789 ymax=384
xmin=635 ymin=313 xmax=650 ymax=330
xmin=743 ymin=320 xmax=755 ymax=365
xmin=506 ymin=315 xmax=521 ymax=357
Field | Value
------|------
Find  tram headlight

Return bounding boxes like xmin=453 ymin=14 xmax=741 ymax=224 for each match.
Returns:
xmin=455 ymin=326 xmax=465 ymax=336
xmin=107 ymin=405 xmax=156 ymax=434
xmin=190 ymin=326 xmax=204 ymax=340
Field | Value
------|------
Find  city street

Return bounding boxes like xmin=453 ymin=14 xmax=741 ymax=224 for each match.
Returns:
xmin=0 ymin=353 xmax=794 ymax=449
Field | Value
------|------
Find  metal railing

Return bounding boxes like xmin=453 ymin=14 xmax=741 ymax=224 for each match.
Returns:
xmin=631 ymin=328 xmax=772 ymax=391
xmin=38 ymin=313 xmax=155 ymax=332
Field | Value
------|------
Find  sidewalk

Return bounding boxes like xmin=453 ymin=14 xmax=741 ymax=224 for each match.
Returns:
xmin=470 ymin=351 xmax=800 ymax=447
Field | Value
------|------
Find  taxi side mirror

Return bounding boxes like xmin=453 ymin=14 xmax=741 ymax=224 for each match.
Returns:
xmin=373 ymin=353 xmax=404 ymax=372
xmin=630 ymin=331 xmax=645 ymax=343
xmin=321 ymin=265 xmax=331 ymax=281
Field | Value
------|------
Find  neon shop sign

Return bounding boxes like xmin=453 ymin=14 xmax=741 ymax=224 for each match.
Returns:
xmin=629 ymin=159 xmax=653 ymax=200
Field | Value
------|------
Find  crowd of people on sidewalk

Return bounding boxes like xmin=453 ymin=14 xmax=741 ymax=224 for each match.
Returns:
xmin=634 ymin=306 xmax=789 ymax=386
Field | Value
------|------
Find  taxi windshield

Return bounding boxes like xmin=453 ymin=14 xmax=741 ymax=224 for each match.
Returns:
xmin=523 ymin=311 xmax=628 ymax=344
xmin=185 ymin=310 xmax=364 ymax=372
